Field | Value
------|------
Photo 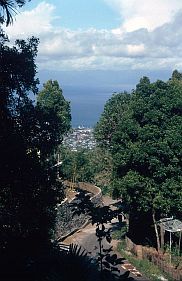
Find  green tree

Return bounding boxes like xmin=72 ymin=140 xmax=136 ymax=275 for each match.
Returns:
xmin=0 ymin=36 xmax=54 ymax=245
xmin=61 ymin=147 xmax=94 ymax=183
xmin=0 ymin=28 xmax=70 ymax=281
xmin=36 ymin=80 xmax=71 ymax=159
xmin=72 ymin=191 xmax=132 ymax=281
xmin=60 ymin=145 xmax=112 ymax=188
xmin=94 ymin=92 xmax=131 ymax=148
xmin=0 ymin=36 xmax=38 ymax=115
xmin=0 ymin=5 xmax=80 ymax=279
xmin=95 ymin=72 xmax=182 ymax=250
xmin=87 ymin=147 xmax=113 ymax=193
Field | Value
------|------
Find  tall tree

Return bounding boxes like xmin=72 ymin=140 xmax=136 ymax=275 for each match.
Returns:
xmin=0 ymin=1 xmax=74 ymax=279
xmin=36 ymin=80 xmax=71 ymax=159
xmin=0 ymin=29 xmax=70 ymax=281
xmin=94 ymin=92 xmax=130 ymax=148
xmin=87 ymin=147 xmax=113 ymax=192
xmin=95 ymin=72 xmax=182 ymax=249
xmin=60 ymin=147 xmax=94 ymax=183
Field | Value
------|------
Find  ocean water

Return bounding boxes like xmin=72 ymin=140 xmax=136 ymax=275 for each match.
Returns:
xmin=38 ymin=69 xmax=171 ymax=128
xmin=63 ymin=86 xmax=114 ymax=128
xmin=38 ymin=70 xmax=137 ymax=128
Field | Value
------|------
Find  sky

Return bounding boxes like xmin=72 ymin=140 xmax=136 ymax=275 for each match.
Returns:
xmin=5 ymin=0 xmax=182 ymax=72
xmin=4 ymin=0 xmax=182 ymax=126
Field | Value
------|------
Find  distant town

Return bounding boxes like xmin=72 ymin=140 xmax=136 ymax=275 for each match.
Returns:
xmin=63 ymin=126 xmax=96 ymax=151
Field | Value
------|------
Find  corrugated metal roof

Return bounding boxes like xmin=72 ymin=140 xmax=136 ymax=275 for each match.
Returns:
xmin=160 ymin=218 xmax=182 ymax=232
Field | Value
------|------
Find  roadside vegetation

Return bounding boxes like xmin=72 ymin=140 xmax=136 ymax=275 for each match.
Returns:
xmin=95 ymin=72 xmax=182 ymax=250
xmin=117 ymin=242 xmax=172 ymax=281
xmin=60 ymin=146 xmax=113 ymax=192
xmin=112 ymin=227 xmax=172 ymax=281
xmin=61 ymin=72 xmax=182 ymax=279
xmin=1 ymin=1 xmax=182 ymax=280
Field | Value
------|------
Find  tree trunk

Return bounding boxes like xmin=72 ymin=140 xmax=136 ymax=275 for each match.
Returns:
xmin=152 ymin=209 xmax=160 ymax=252
xmin=160 ymin=224 xmax=164 ymax=253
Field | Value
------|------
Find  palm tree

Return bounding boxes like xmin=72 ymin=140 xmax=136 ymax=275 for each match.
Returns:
xmin=0 ymin=0 xmax=27 ymax=25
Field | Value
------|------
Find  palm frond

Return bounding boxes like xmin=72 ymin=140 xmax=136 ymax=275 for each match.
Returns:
xmin=69 ymin=243 xmax=88 ymax=258
xmin=0 ymin=0 xmax=19 ymax=25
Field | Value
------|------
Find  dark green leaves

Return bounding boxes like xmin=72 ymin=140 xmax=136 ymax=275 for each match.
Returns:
xmin=95 ymin=72 xmax=182 ymax=227
xmin=36 ymin=80 xmax=71 ymax=158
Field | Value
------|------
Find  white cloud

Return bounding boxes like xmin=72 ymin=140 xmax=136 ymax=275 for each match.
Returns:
xmin=5 ymin=1 xmax=55 ymax=37
xmin=127 ymin=44 xmax=145 ymax=56
xmin=106 ymin=0 xmax=182 ymax=32
xmin=4 ymin=1 xmax=182 ymax=72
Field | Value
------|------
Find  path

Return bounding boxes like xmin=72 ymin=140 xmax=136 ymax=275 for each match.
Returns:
xmin=63 ymin=195 xmax=149 ymax=281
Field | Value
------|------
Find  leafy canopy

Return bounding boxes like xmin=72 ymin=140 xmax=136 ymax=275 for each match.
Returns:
xmin=95 ymin=72 xmax=182 ymax=219
xmin=0 ymin=38 xmax=71 ymax=274
xmin=36 ymin=80 xmax=71 ymax=157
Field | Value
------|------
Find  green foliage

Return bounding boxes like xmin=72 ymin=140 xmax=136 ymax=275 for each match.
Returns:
xmin=89 ymin=147 xmax=113 ymax=192
xmin=171 ymin=69 xmax=182 ymax=81
xmin=60 ymin=145 xmax=113 ymax=193
xmin=36 ymin=80 xmax=71 ymax=158
xmin=52 ymin=243 xmax=93 ymax=281
xmin=117 ymin=242 xmax=173 ymax=281
xmin=0 ymin=36 xmax=61 ymax=252
xmin=94 ymin=92 xmax=131 ymax=148
xmin=60 ymin=147 xmax=94 ymax=183
xmin=72 ymin=191 xmax=133 ymax=281
xmin=0 ymin=36 xmax=39 ymax=108
xmin=0 ymin=1 xmax=74 ymax=279
xmin=0 ymin=30 xmax=70 ymax=279
xmin=112 ymin=223 xmax=127 ymax=240
xmin=95 ymin=72 xmax=182 ymax=245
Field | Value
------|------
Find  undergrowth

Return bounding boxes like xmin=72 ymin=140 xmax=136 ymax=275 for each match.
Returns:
xmin=111 ymin=226 xmax=173 ymax=281
xmin=116 ymin=240 xmax=173 ymax=281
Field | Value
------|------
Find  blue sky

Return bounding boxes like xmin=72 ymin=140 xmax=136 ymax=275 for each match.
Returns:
xmin=4 ymin=0 xmax=182 ymax=126
xmin=5 ymin=0 xmax=182 ymax=73
xmin=23 ymin=0 xmax=120 ymax=29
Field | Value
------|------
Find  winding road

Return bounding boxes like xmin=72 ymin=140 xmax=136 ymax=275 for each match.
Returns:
xmin=63 ymin=196 xmax=149 ymax=281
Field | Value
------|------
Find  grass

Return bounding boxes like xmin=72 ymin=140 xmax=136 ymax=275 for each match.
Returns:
xmin=111 ymin=225 xmax=173 ymax=281
xmin=117 ymin=241 xmax=173 ymax=281
xmin=112 ymin=225 xmax=127 ymax=240
xmin=164 ymin=244 xmax=182 ymax=269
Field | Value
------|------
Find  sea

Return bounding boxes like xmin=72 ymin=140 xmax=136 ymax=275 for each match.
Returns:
xmin=38 ymin=70 xmax=137 ymax=128
xmin=38 ymin=69 xmax=171 ymax=128
xmin=62 ymin=85 xmax=116 ymax=128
